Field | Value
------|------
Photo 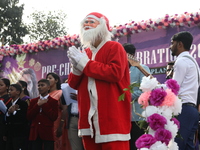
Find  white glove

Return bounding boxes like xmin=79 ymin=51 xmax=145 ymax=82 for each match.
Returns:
xmin=67 ymin=46 xmax=87 ymax=66
xmin=67 ymin=53 xmax=76 ymax=66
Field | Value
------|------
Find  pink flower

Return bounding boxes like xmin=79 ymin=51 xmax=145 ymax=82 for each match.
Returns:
xmin=149 ymin=88 xmax=167 ymax=106
xmin=165 ymin=79 xmax=180 ymax=95
xmin=135 ymin=134 xmax=157 ymax=149
xmin=161 ymin=89 xmax=176 ymax=106
xmin=171 ymin=117 xmax=180 ymax=129
xmin=147 ymin=113 xmax=167 ymax=130
xmin=154 ymin=128 xmax=172 ymax=145
xmin=138 ymin=91 xmax=151 ymax=108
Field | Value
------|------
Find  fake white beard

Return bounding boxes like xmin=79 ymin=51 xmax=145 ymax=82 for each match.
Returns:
xmin=80 ymin=20 xmax=112 ymax=48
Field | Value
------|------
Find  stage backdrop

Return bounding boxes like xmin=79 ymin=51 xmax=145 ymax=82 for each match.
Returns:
xmin=1 ymin=25 xmax=200 ymax=85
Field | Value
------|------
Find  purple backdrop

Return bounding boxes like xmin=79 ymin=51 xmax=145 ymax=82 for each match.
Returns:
xmin=1 ymin=25 xmax=200 ymax=84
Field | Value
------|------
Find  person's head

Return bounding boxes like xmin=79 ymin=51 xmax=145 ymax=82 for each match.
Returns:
xmin=46 ymin=72 xmax=61 ymax=90
xmin=169 ymin=31 xmax=193 ymax=56
xmin=9 ymin=84 xmax=22 ymax=99
xmin=38 ymin=79 xmax=50 ymax=96
xmin=20 ymin=68 xmax=38 ymax=98
xmin=17 ymin=80 xmax=30 ymax=96
xmin=0 ymin=78 xmax=10 ymax=95
xmin=166 ymin=61 xmax=175 ymax=79
xmin=122 ymin=43 xmax=136 ymax=67
xmin=122 ymin=43 xmax=136 ymax=56
xmin=80 ymin=12 xmax=113 ymax=48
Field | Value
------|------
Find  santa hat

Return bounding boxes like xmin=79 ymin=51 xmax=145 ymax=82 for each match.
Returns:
xmin=85 ymin=12 xmax=110 ymax=31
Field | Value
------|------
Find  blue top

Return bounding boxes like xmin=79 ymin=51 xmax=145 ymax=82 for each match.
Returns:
xmin=130 ymin=64 xmax=150 ymax=121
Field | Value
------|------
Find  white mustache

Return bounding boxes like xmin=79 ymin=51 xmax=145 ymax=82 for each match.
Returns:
xmin=84 ymin=26 xmax=94 ymax=30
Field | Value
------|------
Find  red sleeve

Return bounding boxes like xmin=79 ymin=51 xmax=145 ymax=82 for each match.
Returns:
xmin=83 ymin=41 xmax=128 ymax=82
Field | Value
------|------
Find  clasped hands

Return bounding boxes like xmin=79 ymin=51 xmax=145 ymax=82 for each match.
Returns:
xmin=8 ymin=104 xmax=19 ymax=115
xmin=67 ymin=46 xmax=87 ymax=66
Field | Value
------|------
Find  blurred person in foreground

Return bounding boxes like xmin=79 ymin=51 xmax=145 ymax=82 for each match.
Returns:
xmin=67 ymin=12 xmax=131 ymax=150
xmin=169 ymin=31 xmax=200 ymax=150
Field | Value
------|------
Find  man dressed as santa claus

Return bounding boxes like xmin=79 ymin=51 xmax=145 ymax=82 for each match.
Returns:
xmin=67 ymin=12 xmax=131 ymax=150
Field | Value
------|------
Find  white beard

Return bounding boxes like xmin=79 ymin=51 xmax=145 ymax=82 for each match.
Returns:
xmin=80 ymin=25 xmax=103 ymax=48
xmin=80 ymin=19 xmax=113 ymax=48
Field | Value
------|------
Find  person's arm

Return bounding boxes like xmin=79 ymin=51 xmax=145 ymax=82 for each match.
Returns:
xmin=131 ymin=65 xmax=150 ymax=100
xmin=56 ymin=95 xmax=68 ymax=137
xmin=128 ymin=55 xmax=152 ymax=77
xmin=172 ymin=59 xmax=187 ymax=87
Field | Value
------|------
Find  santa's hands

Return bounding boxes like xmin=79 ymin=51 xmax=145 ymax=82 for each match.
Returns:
xmin=67 ymin=46 xmax=87 ymax=66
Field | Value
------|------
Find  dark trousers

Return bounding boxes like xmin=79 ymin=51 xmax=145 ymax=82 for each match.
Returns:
xmin=175 ymin=105 xmax=199 ymax=150
xmin=0 ymin=135 xmax=6 ymax=150
xmin=129 ymin=121 xmax=144 ymax=150
xmin=31 ymin=137 xmax=54 ymax=150
xmin=6 ymin=136 xmax=26 ymax=150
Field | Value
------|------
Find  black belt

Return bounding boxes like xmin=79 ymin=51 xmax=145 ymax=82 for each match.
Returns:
xmin=70 ymin=114 xmax=79 ymax=117
xmin=182 ymin=103 xmax=196 ymax=108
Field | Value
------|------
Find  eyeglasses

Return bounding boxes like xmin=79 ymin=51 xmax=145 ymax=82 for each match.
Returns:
xmin=84 ymin=20 xmax=96 ymax=24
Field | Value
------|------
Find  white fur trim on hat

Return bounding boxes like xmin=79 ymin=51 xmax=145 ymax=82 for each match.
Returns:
xmin=86 ymin=15 xmax=100 ymax=21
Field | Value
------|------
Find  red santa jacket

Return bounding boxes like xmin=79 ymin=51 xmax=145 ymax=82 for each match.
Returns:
xmin=68 ymin=41 xmax=131 ymax=143
xmin=27 ymin=96 xmax=58 ymax=141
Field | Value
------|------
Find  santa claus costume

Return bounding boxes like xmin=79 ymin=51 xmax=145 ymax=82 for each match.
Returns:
xmin=68 ymin=12 xmax=131 ymax=150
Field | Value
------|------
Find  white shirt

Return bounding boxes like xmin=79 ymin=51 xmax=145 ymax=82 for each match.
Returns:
xmin=173 ymin=51 xmax=200 ymax=104
xmin=61 ymin=83 xmax=77 ymax=105
xmin=39 ymin=94 xmax=49 ymax=100
xmin=39 ymin=94 xmax=49 ymax=112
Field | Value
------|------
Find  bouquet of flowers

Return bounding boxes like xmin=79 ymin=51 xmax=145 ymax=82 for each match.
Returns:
xmin=135 ymin=76 xmax=182 ymax=150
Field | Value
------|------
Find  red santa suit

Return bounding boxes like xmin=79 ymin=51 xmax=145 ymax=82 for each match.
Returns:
xmin=68 ymin=40 xmax=131 ymax=143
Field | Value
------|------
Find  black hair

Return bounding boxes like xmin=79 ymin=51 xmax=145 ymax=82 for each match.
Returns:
xmin=167 ymin=61 xmax=175 ymax=66
xmin=38 ymin=79 xmax=50 ymax=86
xmin=1 ymin=78 xmax=10 ymax=87
xmin=17 ymin=80 xmax=30 ymax=96
xmin=122 ymin=43 xmax=136 ymax=55
xmin=171 ymin=31 xmax=193 ymax=50
xmin=0 ymin=78 xmax=10 ymax=92
xmin=46 ymin=72 xmax=61 ymax=90
xmin=10 ymin=84 xmax=22 ymax=95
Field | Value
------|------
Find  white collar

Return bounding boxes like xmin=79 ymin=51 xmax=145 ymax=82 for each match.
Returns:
xmin=12 ymin=98 xmax=19 ymax=105
xmin=40 ymin=94 xmax=49 ymax=100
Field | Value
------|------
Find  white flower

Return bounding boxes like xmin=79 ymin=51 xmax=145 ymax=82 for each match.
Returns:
xmin=140 ymin=148 xmax=149 ymax=150
xmin=172 ymin=97 xmax=182 ymax=115
xmin=157 ymin=106 xmax=173 ymax=120
xmin=150 ymin=141 xmax=168 ymax=150
xmin=148 ymin=128 xmax=156 ymax=136
xmin=140 ymin=76 xmax=159 ymax=92
xmin=155 ymin=84 xmax=167 ymax=90
xmin=168 ymin=140 xmax=179 ymax=150
xmin=165 ymin=120 xmax=178 ymax=138
xmin=142 ymin=106 xmax=158 ymax=118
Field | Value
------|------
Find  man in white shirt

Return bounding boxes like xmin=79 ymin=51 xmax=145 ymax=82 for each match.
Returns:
xmin=61 ymin=82 xmax=84 ymax=150
xmin=169 ymin=31 xmax=200 ymax=150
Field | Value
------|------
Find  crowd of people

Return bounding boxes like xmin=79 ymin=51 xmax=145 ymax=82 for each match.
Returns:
xmin=0 ymin=72 xmax=81 ymax=150
xmin=0 ymin=11 xmax=200 ymax=150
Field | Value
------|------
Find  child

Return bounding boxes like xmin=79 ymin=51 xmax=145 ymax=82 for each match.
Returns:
xmin=27 ymin=79 xmax=58 ymax=150
xmin=6 ymin=84 xmax=29 ymax=150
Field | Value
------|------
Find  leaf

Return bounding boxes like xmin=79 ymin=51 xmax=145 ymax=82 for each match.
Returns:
xmin=137 ymin=120 xmax=148 ymax=130
xmin=123 ymin=88 xmax=130 ymax=91
xmin=118 ymin=93 xmax=125 ymax=101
